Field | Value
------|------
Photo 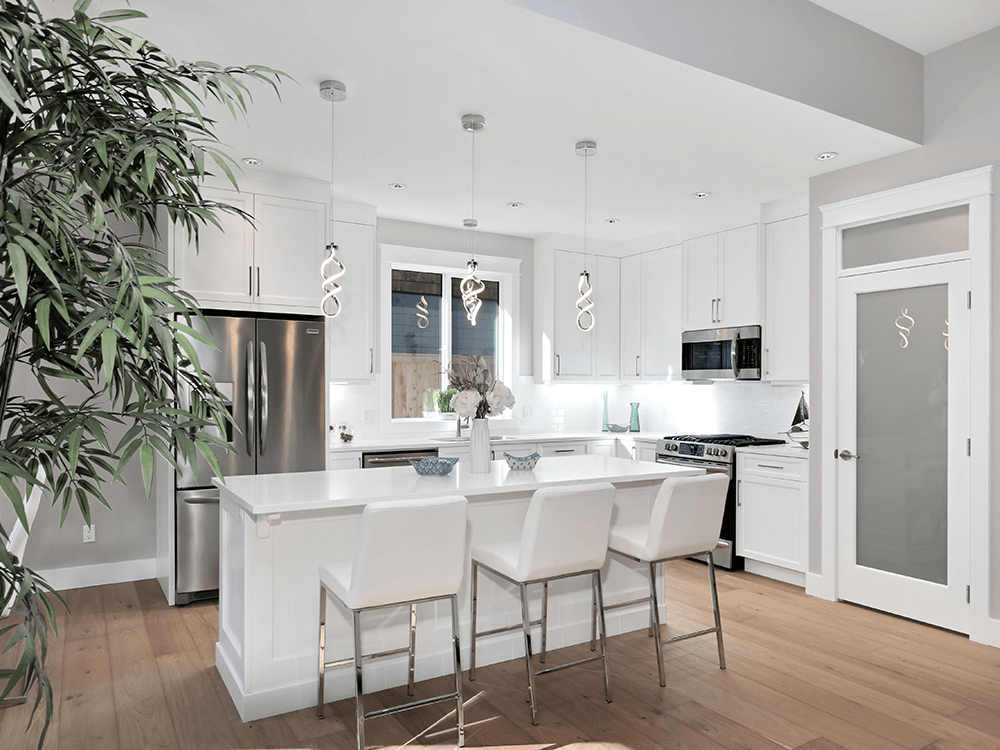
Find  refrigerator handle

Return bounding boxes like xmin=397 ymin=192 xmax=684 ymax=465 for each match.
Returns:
xmin=246 ymin=340 xmax=255 ymax=457
xmin=259 ymin=341 xmax=269 ymax=456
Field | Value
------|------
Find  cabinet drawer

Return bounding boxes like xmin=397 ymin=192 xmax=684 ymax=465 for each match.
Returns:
xmin=738 ymin=453 xmax=807 ymax=481
xmin=539 ymin=442 xmax=588 ymax=457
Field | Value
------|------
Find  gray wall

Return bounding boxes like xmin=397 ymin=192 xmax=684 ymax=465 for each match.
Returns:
xmin=809 ymin=24 xmax=1000 ymax=612
xmin=377 ymin=218 xmax=535 ymax=376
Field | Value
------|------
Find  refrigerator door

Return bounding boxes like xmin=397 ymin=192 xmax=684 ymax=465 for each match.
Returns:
xmin=176 ymin=315 xmax=257 ymax=489
xmin=255 ymin=317 xmax=326 ymax=475
xmin=175 ymin=488 xmax=220 ymax=599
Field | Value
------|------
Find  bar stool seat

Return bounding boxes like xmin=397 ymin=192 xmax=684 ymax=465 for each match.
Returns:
xmin=317 ymin=495 xmax=469 ymax=750
xmin=602 ymin=473 xmax=730 ymax=688
xmin=469 ymin=481 xmax=616 ymax=725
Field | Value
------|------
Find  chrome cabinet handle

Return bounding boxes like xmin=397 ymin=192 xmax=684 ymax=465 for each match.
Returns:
xmin=245 ymin=341 xmax=255 ymax=457
xmin=711 ymin=298 xmax=717 ymax=323
xmin=837 ymin=449 xmax=861 ymax=460
xmin=257 ymin=266 xmax=261 ymax=297
xmin=369 ymin=347 xmax=373 ymax=374
xmin=555 ymin=354 xmax=561 ymax=376
xmin=756 ymin=463 xmax=784 ymax=470
xmin=259 ymin=341 xmax=269 ymax=456
xmin=635 ymin=355 xmax=640 ymax=377
xmin=717 ymin=296 xmax=723 ymax=323
xmin=248 ymin=266 xmax=253 ymax=296
xmin=183 ymin=495 xmax=219 ymax=505
xmin=736 ymin=479 xmax=742 ymax=506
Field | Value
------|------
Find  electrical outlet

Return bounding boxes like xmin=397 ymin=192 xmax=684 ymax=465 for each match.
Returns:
xmin=523 ymin=405 xmax=534 ymax=418
xmin=363 ymin=409 xmax=379 ymax=424
xmin=83 ymin=524 xmax=96 ymax=543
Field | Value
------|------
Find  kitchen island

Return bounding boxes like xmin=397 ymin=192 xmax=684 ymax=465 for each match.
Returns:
xmin=213 ymin=455 xmax=703 ymax=721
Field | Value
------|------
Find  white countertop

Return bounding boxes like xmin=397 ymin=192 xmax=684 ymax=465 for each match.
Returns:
xmin=214 ymin=454 xmax=703 ymax=515
xmin=736 ymin=443 xmax=809 ymax=459
xmin=329 ymin=430 xmax=665 ymax=453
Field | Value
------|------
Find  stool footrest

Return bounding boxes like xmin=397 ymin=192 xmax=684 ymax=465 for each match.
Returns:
xmin=662 ymin=626 xmax=718 ymax=645
xmin=324 ymin=643 xmax=412 ymax=672
xmin=602 ymin=596 xmax=646 ymax=612
xmin=535 ymin=653 xmax=605 ymax=677
xmin=363 ymin=691 xmax=459 ymax=720
xmin=475 ymin=618 xmax=541 ymax=639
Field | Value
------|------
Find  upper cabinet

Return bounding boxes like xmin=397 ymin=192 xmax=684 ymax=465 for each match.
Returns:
xmin=535 ymin=249 xmax=620 ymax=382
xmin=763 ymin=214 xmax=809 ymax=382
xmin=620 ymin=245 xmax=682 ymax=381
xmin=169 ymin=186 xmax=326 ymax=315
xmin=682 ymin=224 xmax=759 ymax=330
xmin=326 ymin=220 xmax=375 ymax=382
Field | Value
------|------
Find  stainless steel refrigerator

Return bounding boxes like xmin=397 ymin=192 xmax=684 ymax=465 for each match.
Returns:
xmin=174 ymin=314 xmax=326 ymax=604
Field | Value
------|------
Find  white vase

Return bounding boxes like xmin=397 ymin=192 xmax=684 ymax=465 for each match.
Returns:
xmin=469 ymin=418 xmax=492 ymax=474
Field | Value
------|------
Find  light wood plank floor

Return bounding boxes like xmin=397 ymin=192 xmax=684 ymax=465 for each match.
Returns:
xmin=2 ymin=560 xmax=1000 ymax=749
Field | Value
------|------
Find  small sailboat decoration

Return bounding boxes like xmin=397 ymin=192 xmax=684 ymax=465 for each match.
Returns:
xmin=785 ymin=391 xmax=809 ymax=449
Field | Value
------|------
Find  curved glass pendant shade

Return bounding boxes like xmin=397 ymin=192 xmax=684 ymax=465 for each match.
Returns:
xmin=321 ymin=241 xmax=346 ymax=317
xmin=461 ymin=259 xmax=485 ymax=326
xmin=577 ymin=270 xmax=595 ymax=331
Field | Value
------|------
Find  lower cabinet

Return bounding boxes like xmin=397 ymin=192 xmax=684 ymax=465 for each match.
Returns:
xmin=590 ymin=439 xmax=616 ymax=457
xmin=632 ymin=439 xmax=658 ymax=463
xmin=736 ymin=452 xmax=808 ymax=573
xmin=539 ymin=441 xmax=589 ymax=457
xmin=327 ymin=452 xmax=362 ymax=470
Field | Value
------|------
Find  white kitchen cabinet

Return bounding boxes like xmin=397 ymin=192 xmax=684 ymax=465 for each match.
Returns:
xmin=327 ymin=220 xmax=375 ymax=381
xmin=539 ymin=441 xmax=588 ymax=457
xmin=327 ymin=451 xmax=362 ymax=470
xmin=620 ymin=246 xmax=683 ymax=381
xmin=682 ymin=224 xmax=759 ymax=330
xmin=170 ymin=187 xmax=326 ymax=314
xmin=590 ymin=439 xmax=616 ymax=456
xmin=764 ymin=214 xmax=809 ymax=382
xmin=736 ymin=451 xmax=808 ymax=574
xmin=632 ymin=439 xmax=658 ymax=462
xmin=536 ymin=249 xmax=620 ymax=382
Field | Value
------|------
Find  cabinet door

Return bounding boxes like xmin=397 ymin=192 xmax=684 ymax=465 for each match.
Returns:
xmin=737 ymin=474 xmax=807 ymax=571
xmin=326 ymin=221 xmax=375 ymax=381
xmin=718 ymin=224 xmax=759 ymax=327
xmin=590 ymin=439 xmax=616 ymax=456
xmin=619 ymin=255 xmax=642 ymax=381
xmin=682 ymin=234 xmax=718 ymax=330
xmin=172 ymin=186 xmax=254 ymax=309
xmin=642 ymin=245 xmax=682 ymax=379
xmin=594 ymin=254 xmax=621 ymax=380
xmin=540 ymin=441 xmax=587 ymax=457
xmin=327 ymin=453 xmax=362 ymax=470
xmin=764 ymin=215 xmax=809 ymax=381
xmin=635 ymin=443 xmax=657 ymax=462
xmin=253 ymin=194 xmax=326 ymax=309
xmin=553 ymin=250 xmax=593 ymax=378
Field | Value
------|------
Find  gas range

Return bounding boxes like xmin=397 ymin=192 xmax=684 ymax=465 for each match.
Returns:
xmin=656 ymin=434 xmax=786 ymax=466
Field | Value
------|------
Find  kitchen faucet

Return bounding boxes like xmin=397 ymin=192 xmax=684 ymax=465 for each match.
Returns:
xmin=456 ymin=413 xmax=466 ymax=437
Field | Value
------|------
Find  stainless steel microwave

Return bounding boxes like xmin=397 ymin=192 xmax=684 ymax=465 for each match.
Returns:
xmin=682 ymin=325 xmax=762 ymax=380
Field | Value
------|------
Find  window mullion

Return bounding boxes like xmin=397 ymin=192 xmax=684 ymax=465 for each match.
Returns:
xmin=441 ymin=273 xmax=453 ymax=388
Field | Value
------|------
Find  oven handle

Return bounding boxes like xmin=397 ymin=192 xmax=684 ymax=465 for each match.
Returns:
xmin=731 ymin=329 xmax=740 ymax=379
xmin=656 ymin=455 xmax=732 ymax=478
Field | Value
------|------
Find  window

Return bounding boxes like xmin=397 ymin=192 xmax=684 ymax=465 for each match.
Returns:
xmin=381 ymin=246 xmax=518 ymax=425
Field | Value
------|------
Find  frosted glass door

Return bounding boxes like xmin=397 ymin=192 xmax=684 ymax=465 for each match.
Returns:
xmin=837 ymin=261 xmax=969 ymax=632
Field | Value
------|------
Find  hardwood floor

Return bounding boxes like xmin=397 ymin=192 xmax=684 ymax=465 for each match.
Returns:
xmin=2 ymin=560 xmax=1000 ymax=749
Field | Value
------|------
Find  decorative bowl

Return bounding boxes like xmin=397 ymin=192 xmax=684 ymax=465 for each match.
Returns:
xmin=503 ymin=452 xmax=540 ymax=471
xmin=410 ymin=456 xmax=460 ymax=475
xmin=606 ymin=423 xmax=629 ymax=432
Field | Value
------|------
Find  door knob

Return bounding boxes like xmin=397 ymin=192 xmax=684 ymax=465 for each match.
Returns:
xmin=836 ymin=449 xmax=861 ymax=460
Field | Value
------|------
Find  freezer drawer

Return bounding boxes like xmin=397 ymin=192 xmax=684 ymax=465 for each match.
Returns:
xmin=176 ymin=489 xmax=220 ymax=603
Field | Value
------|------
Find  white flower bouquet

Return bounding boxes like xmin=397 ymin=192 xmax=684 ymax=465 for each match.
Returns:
xmin=445 ymin=356 xmax=515 ymax=420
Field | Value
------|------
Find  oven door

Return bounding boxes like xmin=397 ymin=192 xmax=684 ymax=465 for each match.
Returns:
xmin=655 ymin=455 xmax=739 ymax=569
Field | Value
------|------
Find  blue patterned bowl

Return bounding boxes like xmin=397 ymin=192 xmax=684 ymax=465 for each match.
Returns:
xmin=410 ymin=456 xmax=460 ymax=475
xmin=503 ymin=452 xmax=541 ymax=471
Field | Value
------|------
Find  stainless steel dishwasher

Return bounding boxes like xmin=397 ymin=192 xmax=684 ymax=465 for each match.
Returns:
xmin=361 ymin=448 xmax=438 ymax=468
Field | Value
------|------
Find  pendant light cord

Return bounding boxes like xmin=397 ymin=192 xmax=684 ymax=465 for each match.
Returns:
xmin=583 ymin=148 xmax=588 ymax=273
xmin=470 ymin=125 xmax=476 ymax=262
xmin=329 ymin=96 xmax=335 ymax=244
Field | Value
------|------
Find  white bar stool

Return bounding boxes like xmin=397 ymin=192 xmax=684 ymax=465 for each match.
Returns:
xmin=317 ymin=495 xmax=469 ymax=750
xmin=468 ymin=482 xmax=616 ymax=725
xmin=602 ymin=473 xmax=730 ymax=686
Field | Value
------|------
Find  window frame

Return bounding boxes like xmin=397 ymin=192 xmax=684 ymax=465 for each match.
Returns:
xmin=379 ymin=244 xmax=520 ymax=434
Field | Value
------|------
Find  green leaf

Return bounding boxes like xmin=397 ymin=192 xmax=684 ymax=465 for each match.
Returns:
xmin=96 ymin=9 xmax=147 ymax=22
xmin=143 ymin=147 xmax=156 ymax=187
xmin=100 ymin=327 xmax=116 ymax=384
xmin=36 ymin=298 xmax=51 ymax=349
xmin=8 ymin=243 xmax=28 ymax=306
xmin=67 ymin=428 xmax=83 ymax=476
xmin=0 ymin=68 xmax=24 ymax=120
xmin=139 ymin=444 xmax=154 ymax=496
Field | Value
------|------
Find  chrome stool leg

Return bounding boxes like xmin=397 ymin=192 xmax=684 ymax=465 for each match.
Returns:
xmin=353 ymin=609 xmax=366 ymax=750
xmin=318 ymin=587 xmax=327 ymax=718
xmin=593 ymin=572 xmax=612 ymax=704
xmin=407 ymin=603 xmax=417 ymax=696
xmin=707 ymin=553 xmax=727 ymax=670
xmin=540 ymin=581 xmax=548 ymax=664
xmin=647 ymin=560 xmax=666 ymax=686
xmin=469 ymin=561 xmax=479 ymax=681
xmin=450 ymin=595 xmax=466 ymax=747
xmin=519 ymin=583 xmax=538 ymax=725
xmin=590 ymin=578 xmax=598 ymax=651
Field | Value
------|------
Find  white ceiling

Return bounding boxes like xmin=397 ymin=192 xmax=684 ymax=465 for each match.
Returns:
xmin=808 ymin=0 xmax=1000 ymax=54
xmin=47 ymin=1 xmax=999 ymax=242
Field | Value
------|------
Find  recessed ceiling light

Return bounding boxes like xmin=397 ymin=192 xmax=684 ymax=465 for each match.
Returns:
xmin=507 ymin=201 xmax=524 ymax=208
xmin=241 ymin=157 xmax=262 ymax=167
xmin=693 ymin=191 xmax=711 ymax=199
xmin=389 ymin=183 xmax=406 ymax=190
xmin=816 ymin=151 xmax=839 ymax=161
xmin=604 ymin=218 xmax=620 ymax=224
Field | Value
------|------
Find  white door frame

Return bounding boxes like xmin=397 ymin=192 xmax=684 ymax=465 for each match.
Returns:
xmin=817 ymin=166 xmax=994 ymax=645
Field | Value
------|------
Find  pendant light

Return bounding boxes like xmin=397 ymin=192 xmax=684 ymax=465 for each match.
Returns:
xmin=575 ymin=139 xmax=596 ymax=332
xmin=320 ymin=79 xmax=347 ymax=318
xmin=460 ymin=113 xmax=486 ymax=326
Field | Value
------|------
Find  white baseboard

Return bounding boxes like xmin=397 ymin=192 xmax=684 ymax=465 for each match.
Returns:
xmin=36 ymin=557 xmax=156 ymax=592
xmin=744 ymin=559 xmax=806 ymax=587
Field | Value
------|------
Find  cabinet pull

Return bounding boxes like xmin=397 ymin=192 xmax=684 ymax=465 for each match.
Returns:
xmin=257 ymin=266 xmax=261 ymax=296
xmin=717 ymin=296 xmax=723 ymax=323
xmin=554 ymin=448 xmax=575 ymax=453
xmin=756 ymin=463 xmax=784 ymax=470
xmin=249 ymin=266 xmax=253 ymax=296
xmin=635 ymin=355 xmax=640 ymax=377
xmin=555 ymin=354 xmax=561 ymax=376
xmin=369 ymin=348 xmax=373 ymax=374
xmin=736 ymin=479 xmax=741 ymax=505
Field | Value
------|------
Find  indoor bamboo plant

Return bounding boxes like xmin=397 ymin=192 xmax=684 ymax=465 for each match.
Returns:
xmin=0 ymin=0 xmax=282 ymax=743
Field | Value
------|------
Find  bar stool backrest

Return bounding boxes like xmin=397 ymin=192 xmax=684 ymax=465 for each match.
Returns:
xmin=348 ymin=495 xmax=469 ymax=609
xmin=644 ymin=473 xmax=730 ymax=561
xmin=518 ymin=482 xmax=616 ymax=581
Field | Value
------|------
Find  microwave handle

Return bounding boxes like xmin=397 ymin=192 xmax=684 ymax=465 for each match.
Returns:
xmin=731 ymin=330 xmax=740 ymax=379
